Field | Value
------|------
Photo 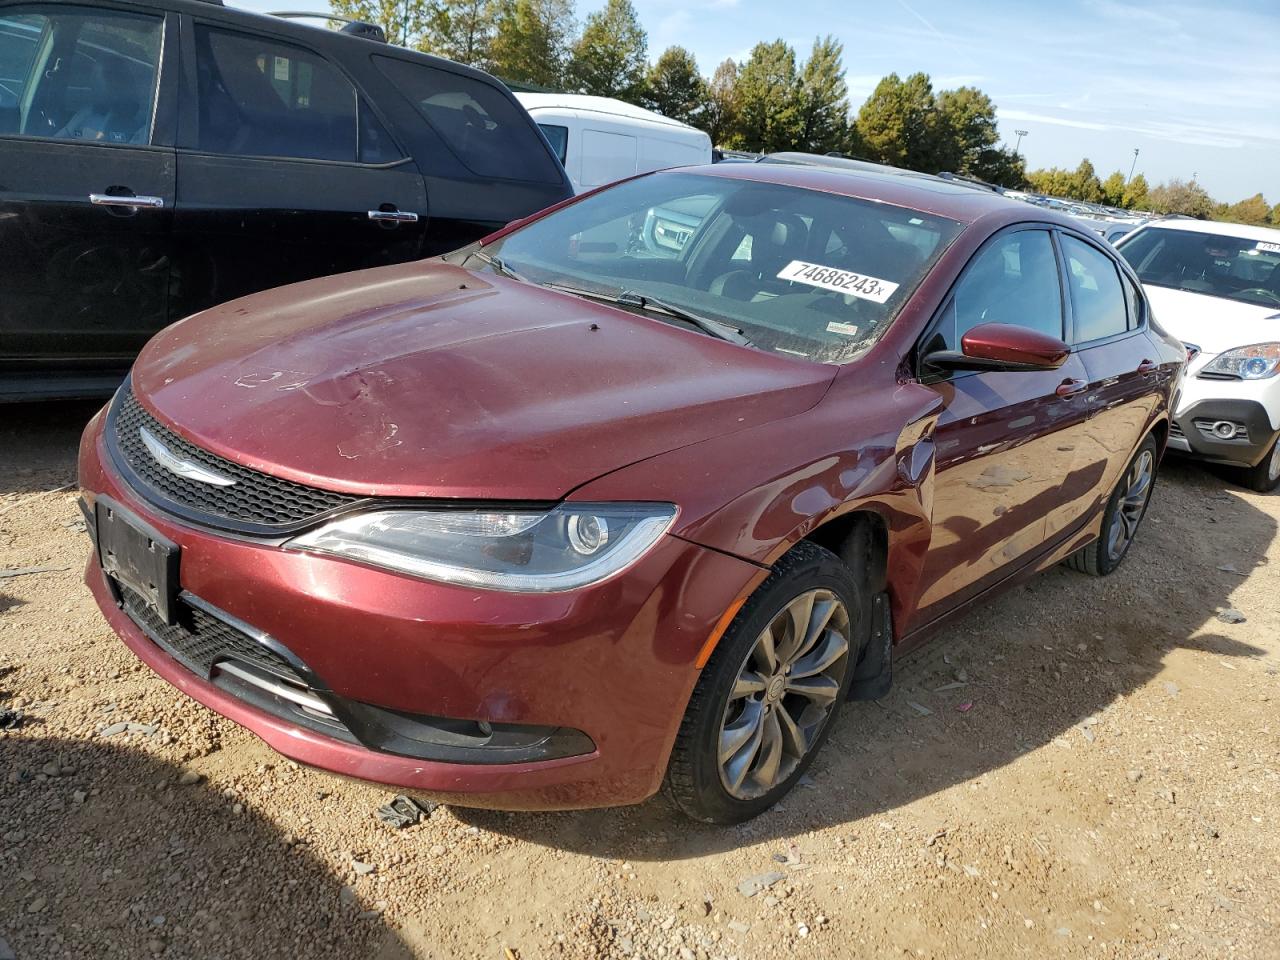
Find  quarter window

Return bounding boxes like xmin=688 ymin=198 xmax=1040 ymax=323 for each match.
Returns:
xmin=1062 ymin=235 xmax=1128 ymax=342
xmin=926 ymin=229 xmax=1063 ymax=355
xmin=0 ymin=6 xmax=162 ymax=144
xmin=194 ymin=26 xmax=356 ymax=161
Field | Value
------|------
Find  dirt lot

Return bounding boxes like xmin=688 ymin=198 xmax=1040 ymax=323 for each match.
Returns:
xmin=1 ymin=401 xmax=1277 ymax=960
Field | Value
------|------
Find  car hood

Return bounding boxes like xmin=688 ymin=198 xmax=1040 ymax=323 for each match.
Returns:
xmin=1144 ymin=285 xmax=1280 ymax=356
xmin=131 ymin=262 xmax=835 ymax=500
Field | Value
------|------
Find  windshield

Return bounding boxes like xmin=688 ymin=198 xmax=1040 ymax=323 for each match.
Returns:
xmin=1118 ymin=227 xmax=1280 ymax=308
xmin=480 ymin=172 xmax=963 ymax=363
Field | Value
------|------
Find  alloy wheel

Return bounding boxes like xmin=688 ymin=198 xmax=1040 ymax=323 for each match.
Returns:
xmin=1268 ymin=442 xmax=1280 ymax=485
xmin=716 ymin=589 xmax=851 ymax=800
xmin=1105 ymin=448 xmax=1154 ymax=562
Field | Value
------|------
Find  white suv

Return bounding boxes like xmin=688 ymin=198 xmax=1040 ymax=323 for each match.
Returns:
xmin=1117 ymin=219 xmax=1280 ymax=491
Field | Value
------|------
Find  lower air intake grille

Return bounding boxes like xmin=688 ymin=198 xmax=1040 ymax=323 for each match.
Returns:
xmin=120 ymin=584 xmax=305 ymax=685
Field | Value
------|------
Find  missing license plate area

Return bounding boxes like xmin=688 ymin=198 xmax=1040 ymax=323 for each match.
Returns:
xmin=96 ymin=497 xmax=179 ymax=624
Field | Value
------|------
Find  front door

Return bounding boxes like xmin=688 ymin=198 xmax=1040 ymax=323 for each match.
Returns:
xmin=910 ymin=227 xmax=1093 ymax=630
xmin=0 ymin=3 xmax=174 ymax=363
xmin=170 ymin=20 xmax=426 ymax=320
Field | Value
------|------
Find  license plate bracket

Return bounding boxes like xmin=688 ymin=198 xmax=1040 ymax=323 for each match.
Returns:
xmin=96 ymin=496 xmax=179 ymax=624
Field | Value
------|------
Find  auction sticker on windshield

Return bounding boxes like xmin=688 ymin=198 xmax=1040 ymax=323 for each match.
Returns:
xmin=777 ymin=261 xmax=900 ymax=304
xmin=1257 ymin=241 xmax=1280 ymax=254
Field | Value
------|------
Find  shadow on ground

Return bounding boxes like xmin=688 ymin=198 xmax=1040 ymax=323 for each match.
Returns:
xmin=0 ymin=735 xmax=414 ymax=959
xmin=457 ymin=458 xmax=1274 ymax=859
xmin=0 ymin=399 xmax=101 ymax=497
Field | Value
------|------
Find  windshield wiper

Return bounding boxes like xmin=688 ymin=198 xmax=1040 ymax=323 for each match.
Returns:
xmin=540 ymin=282 xmax=751 ymax=346
xmin=466 ymin=249 xmax=529 ymax=283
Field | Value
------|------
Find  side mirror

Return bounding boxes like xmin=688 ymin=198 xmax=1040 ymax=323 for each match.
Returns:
xmin=924 ymin=322 xmax=1070 ymax=373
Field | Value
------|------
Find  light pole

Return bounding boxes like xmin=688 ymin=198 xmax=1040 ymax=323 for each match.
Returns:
xmin=1014 ymin=129 xmax=1028 ymax=155
xmin=1127 ymin=148 xmax=1139 ymax=182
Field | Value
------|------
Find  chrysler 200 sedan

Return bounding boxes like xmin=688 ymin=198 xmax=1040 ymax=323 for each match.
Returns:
xmin=79 ymin=165 xmax=1184 ymax=823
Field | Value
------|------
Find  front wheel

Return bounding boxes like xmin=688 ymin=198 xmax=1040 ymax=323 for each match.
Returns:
xmin=665 ymin=541 xmax=863 ymax=824
xmin=1237 ymin=436 xmax=1280 ymax=493
xmin=1066 ymin=434 xmax=1158 ymax=577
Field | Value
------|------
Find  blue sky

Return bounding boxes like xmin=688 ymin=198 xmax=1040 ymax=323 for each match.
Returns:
xmin=230 ymin=0 xmax=1280 ymax=202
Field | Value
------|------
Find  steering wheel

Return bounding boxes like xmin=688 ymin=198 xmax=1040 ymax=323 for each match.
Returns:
xmin=1236 ymin=287 xmax=1280 ymax=306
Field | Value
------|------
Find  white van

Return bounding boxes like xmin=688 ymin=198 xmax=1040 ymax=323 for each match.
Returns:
xmin=513 ymin=93 xmax=712 ymax=193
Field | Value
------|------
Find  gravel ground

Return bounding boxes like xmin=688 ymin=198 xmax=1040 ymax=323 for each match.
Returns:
xmin=1 ymin=400 xmax=1277 ymax=960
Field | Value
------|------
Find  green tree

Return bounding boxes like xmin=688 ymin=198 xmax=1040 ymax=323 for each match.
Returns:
xmin=1122 ymin=172 xmax=1149 ymax=210
xmin=644 ymin=46 xmax=707 ymax=124
xmin=794 ymin=35 xmax=849 ymax=154
xmin=1100 ymin=170 xmax=1127 ymax=207
xmin=489 ymin=0 xmax=574 ymax=88
xmin=703 ymin=58 xmax=739 ymax=147
xmin=424 ymin=0 xmax=497 ymax=67
xmin=1146 ymin=178 xmax=1214 ymax=218
xmin=855 ymin=72 xmax=940 ymax=170
xmin=1068 ymin=158 xmax=1103 ymax=202
xmin=566 ymin=0 xmax=647 ymax=100
xmin=1221 ymin=193 xmax=1271 ymax=225
xmin=933 ymin=86 xmax=998 ymax=174
xmin=330 ymin=0 xmax=432 ymax=47
xmin=734 ymin=40 xmax=802 ymax=153
xmin=1271 ymin=202 xmax=1280 ymax=227
xmin=970 ymin=147 xmax=1026 ymax=189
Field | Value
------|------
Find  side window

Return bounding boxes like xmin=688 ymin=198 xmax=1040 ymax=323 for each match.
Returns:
xmin=357 ymin=101 xmax=401 ymax=164
xmin=373 ymin=55 xmax=562 ymax=184
xmin=194 ymin=26 xmax=356 ymax=161
xmin=0 ymin=6 xmax=161 ymax=144
xmin=1121 ymin=273 xmax=1143 ymax=330
xmin=1061 ymin=235 xmax=1128 ymax=342
xmin=926 ymin=230 xmax=1063 ymax=354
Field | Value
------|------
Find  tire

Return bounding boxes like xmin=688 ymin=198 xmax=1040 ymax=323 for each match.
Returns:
xmin=1066 ymin=434 xmax=1159 ymax=577
xmin=665 ymin=541 xmax=865 ymax=824
xmin=1236 ymin=436 xmax=1280 ymax=493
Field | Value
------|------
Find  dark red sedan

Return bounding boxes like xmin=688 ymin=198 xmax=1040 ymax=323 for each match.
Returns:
xmin=79 ymin=164 xmax=1184 ymax=823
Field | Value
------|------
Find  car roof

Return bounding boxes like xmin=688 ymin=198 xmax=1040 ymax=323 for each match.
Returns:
xmin=514 ymin=93 xmax=701 ymax=132
xmin=670 ymin=161 xmax=1068 ymax=226
xmin=1138 ymin=218 xmax=1280 ymax=244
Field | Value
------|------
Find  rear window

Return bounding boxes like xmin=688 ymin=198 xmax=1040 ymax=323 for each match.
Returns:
xmin=1118 ymin=227 xmax=1280 ymax=309
xmin=373 ymin=56 xmax=561 ymax=183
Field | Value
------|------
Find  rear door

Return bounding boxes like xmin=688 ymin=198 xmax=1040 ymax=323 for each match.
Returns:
xmin=0 ymin=2 xmax=174 ymax=363
xmin=171 ymin=19 xmax=426 ymax=320
xmin=910 ymin=227 xmax=1094 ymax=630
xmin=1060 ymin=231 xmax=1165 ymax=510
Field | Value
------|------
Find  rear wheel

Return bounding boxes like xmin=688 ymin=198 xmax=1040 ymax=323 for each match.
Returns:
xmin=665 ymin=542 xmax=863 ymax=824
xmin=1066 ymin=435 xmax=1158 ymax=576
xmin=1237 ymin=437 xmax=1280 ymax=493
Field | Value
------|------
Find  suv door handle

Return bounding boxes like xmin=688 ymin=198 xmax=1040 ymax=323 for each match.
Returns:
xmin=1137 ymin=359 xmax=1158 ymax=375
xmin=90 ymin=193 xmax=164 ymax=209
xmin=367 ymin=208 xmax=419 ymax=223
xmin=1055 ymin=378 xmax=1088 ymax=398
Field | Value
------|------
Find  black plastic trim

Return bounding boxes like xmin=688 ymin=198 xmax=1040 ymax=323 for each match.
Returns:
xmin=1172 ymin=398 xmax=1279 ymax=467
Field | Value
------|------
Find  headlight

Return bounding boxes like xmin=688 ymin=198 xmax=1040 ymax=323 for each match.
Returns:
xmin=287 ymin=503 xmax=676 ymax=592
xmin=1200 ymin=342 xmax=1280 ymax=380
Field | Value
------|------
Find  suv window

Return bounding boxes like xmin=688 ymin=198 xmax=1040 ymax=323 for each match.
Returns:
xmin=1061 ymin=235 xmax=1128 ymax=342
xmin=0 ymin=6 xmax=161 ymax=144
xmin=926 ymin=229 xmax=1063 ymax=354
xmin=195 ymin=26 xmax=356 ymax=161
xmin=373 ymin=55 xmax=562 ymax=184
xmin=1118 ymin=226 xmax=1280 ymax=309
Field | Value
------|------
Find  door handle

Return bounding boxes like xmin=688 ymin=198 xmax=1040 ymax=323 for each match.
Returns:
xmin=90 ymin=193 xmax=164 ymax=209
xmin=367 ymin=209 xmax=419 ymax=223
xmin=1137 ymin=359 xmax=1158 ymax=375
xmin=1055 ymin=378 xmax=1088 ymax=398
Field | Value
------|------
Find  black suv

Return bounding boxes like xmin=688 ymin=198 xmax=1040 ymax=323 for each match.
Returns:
xmin=0 ymin=0 xmax=572 ymax=400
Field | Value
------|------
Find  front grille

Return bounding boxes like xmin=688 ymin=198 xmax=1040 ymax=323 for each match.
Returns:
xmin=111 ymin=386 xmax=361 ymax=530
xmin=120 ymin=584 xmax=305 ymax=685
